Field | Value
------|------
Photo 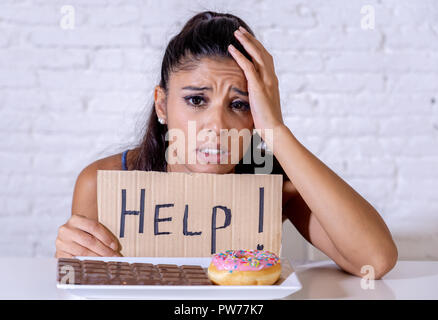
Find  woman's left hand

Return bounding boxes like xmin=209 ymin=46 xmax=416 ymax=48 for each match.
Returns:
xmin=228 ymin=26 xmax=284 ymax=137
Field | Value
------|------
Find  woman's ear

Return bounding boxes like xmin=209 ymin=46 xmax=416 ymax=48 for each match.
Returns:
xmin=154 ymin=85 xmax=167 ymax=121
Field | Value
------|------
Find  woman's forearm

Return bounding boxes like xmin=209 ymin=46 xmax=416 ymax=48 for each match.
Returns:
xmin=265 ymin=124 xmax=397 ymax=271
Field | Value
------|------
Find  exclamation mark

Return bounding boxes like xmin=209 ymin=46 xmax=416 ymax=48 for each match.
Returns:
xmin=257 ymin=187 xmax=264 ymax=250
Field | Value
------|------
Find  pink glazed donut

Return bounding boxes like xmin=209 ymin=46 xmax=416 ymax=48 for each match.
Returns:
xmin=207 ymin=249 xmax=281 ymax=285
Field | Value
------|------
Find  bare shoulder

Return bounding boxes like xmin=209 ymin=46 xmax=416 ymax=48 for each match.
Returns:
xmin=71 ymin=151 xmax=126 ymax=220
xmin=78 ymin=152 xmax=124 ymax=185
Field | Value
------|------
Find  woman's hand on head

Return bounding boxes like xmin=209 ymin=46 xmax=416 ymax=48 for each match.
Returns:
xmin=228 ymin=26 xmax=285 ymax=137
xmin=55 ymin=214 xmax=121 ymax=258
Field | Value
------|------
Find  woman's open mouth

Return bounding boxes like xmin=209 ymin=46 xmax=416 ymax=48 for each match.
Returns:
xmin=196 ymin=147 xmax=230 ymax=164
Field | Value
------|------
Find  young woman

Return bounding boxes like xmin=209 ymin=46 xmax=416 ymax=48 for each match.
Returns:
xmin=55 ymin=11 xmax=398 ymax=279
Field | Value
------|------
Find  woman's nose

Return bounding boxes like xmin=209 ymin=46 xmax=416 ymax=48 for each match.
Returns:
xmin=202 ymin=104 xmax=230 ymax=134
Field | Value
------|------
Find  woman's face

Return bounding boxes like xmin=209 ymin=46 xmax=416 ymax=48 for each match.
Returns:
xmin=155 ymin=57 xmax=254 ymax=174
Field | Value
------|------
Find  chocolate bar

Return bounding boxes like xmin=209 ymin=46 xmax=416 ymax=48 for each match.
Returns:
xmin=57 ymin=258 xmax=213 ymax=285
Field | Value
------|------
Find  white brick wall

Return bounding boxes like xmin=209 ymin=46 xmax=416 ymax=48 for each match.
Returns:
xmin=0 ymin=0 xmax=437 ymax=261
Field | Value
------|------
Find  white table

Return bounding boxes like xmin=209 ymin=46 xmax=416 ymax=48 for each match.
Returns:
xmin=0 ymin=258 xmax=437 ymax=299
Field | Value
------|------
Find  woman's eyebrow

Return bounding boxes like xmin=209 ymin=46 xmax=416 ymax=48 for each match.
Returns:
xmin=181 ymin=86 xmax=248 ymax=96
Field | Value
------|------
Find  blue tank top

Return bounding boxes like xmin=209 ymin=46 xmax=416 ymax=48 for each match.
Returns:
xmin=121 ymin=150 xmax=128 ymax=170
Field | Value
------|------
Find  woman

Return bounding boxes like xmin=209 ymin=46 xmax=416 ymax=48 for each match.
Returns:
xmin=55 ymin=11 xmax=398 ymax=279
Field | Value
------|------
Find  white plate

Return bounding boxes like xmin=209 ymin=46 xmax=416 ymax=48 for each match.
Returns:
xmin=57 ymin=256 xmax=302 ymax=300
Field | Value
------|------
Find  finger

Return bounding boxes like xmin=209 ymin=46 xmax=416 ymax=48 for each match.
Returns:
xmin=69 ymin=214 xmax=119 ymax=251
xmin=237 ymin=27 xmax=275 ymax=69
xmin=228 ymin=44 xmax=262 ymax=90
xmin=238 ymin=26 xmax=270 ymax=57
xmin=61 ymin=225 xmax=120 ymax=257
xmin=55 ymin=249 xmax=74 ymax=259
xmin=233 ymin=29 xmax=266 ymax=71
xmin=234 ymin=28 xmax=276 ymax=84
xmin=57 ymin=238 xmax=100 ymax=257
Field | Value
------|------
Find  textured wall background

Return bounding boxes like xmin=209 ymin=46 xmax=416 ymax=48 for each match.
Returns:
xmin=0 ymin=0 xmax=437 ymax=260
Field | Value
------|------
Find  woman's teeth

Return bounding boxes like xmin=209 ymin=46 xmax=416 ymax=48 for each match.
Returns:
xmin=199 ymin=148 xmax=226 ymax=154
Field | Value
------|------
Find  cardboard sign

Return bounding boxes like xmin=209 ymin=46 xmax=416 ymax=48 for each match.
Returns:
xmin=97 ymin=170 xmax=283 ymax=257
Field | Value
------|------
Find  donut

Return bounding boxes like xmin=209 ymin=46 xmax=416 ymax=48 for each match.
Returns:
xmin=207 ymin=249 xmax=281 ymax=285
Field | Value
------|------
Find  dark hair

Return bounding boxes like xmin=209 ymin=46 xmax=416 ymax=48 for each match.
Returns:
xmin=130 ymin=11 xmax=289 ymax=182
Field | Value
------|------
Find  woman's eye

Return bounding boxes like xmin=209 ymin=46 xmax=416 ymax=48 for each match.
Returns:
xmin=231 ymin=100 xmax=250 ymax=111
xmin=184 ymin=96 xmax=250 ymax=111
xmin=184 ymin=95 xmax=206 ymax=107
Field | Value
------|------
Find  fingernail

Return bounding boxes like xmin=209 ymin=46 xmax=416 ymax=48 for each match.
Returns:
xmin=228 ymin=44 xmax=235 ymax=51
xmin=239 ymin=26 xmax=246 ymax=33
xmin=110 ymin=242 xmax=118 ymax=250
